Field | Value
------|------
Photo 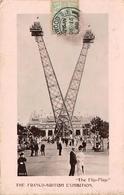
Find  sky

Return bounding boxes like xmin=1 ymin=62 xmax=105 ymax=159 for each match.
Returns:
xmin=18 ymin=14 xmax=108 ymax=125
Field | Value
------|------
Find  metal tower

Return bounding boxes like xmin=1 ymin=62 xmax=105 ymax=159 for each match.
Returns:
xmin=58 ymin=30 xmax=95 ymax=124
xmin=30 ymin=21 xmax=73 ymax=138
xmin=30 ymin=21 xmax=95 ymax=138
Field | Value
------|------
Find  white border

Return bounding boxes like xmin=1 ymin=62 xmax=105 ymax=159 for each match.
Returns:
xmin=1 ymin=0 xmax=124 ymax=194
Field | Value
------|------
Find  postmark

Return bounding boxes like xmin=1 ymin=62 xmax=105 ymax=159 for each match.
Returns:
xmin=52 ymin=7 xmax=80 ymax=35
xmin=51 ymin=0 xmax=80 ymax=36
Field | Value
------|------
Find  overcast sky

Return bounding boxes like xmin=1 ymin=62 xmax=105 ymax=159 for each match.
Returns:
xmin=18 ymin=14 xmax=108 ymax=125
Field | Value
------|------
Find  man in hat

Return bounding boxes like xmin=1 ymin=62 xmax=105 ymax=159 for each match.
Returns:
xmin=69 ymin=147 xmax=77 ymax=176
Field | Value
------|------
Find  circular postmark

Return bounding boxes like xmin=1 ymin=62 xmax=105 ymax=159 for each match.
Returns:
xmin=52 ymin=7 xmax=80 ymax=35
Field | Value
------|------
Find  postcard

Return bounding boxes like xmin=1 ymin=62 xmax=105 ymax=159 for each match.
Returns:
xmin=0 ymin=0 xmax=124 ymax=194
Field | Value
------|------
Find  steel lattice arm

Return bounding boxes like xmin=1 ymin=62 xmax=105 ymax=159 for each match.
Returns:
xmin=59 ymin=30 xmax=95 ymax=121
xmin=30 ymin=21 xmax=73 ymax=138
xmin=30 ymin=21 xmax=95 ymax=138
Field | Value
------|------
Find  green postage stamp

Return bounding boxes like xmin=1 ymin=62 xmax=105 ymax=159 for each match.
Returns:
xmin=51 ymin=0 xmax=80 ymax=35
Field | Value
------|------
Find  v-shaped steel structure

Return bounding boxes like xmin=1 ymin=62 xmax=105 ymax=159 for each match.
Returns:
xmin=30 ymin=20 xmax=95 ymax=138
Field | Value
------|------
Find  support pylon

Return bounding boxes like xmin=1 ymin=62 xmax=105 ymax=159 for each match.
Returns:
xmin=30 ymin=21 xmax=73 ymax=138
xmin=58 ymin=30 xmax=95 ymax=137
xmin=30 ymin=20 xmax=95 ymax=139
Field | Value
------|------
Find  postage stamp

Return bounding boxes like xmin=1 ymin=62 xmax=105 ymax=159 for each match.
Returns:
xmin=52 ymin=7 xmax=80 ymax=35
xmin=51 ymin=0 xmax=80 ymax=35
xmin=51 ymin=0 xmax=79 ymax=14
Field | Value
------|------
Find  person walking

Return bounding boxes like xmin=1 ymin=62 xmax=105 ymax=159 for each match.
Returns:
xmin=82 ymin=140 xmax=87 ymax=152
xmin=76 ymin=145 xmax=85 ymax=175
xmin=34 ymin=142 xmax=39 ymax=156
xmin=69 ymin=147 xmax=77 ymax=176
xmin=30 ymin=142 xmax=35 ymax=156
xmin=65 ymin=138 xmax=68 ymax=147
xmin=58 ymin=140 xmax=62 ymax=156
xmin=18 ymin=152 xmax=27 ymax=176
xmin=40 ymin=143 xmax=45 ymax=156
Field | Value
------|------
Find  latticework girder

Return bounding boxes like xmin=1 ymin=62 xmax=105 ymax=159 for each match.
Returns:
xmin=59 ymin=30 xmax=95 ymax=123
xmin=30 ymin=22 xmax=73 ymax=138
xmin=30 ymin=21 xmax=95 ymax=138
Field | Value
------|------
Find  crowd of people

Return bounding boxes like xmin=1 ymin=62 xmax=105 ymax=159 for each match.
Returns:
xmin=30 ymin=140 xmax=45 ymax=157
xmin=17 ymin=135 xmax=109 ymax=176
xmin=17 ymin=136 xmax=87 ymax=176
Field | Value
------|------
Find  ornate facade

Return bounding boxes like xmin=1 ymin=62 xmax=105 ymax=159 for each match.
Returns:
xmin=28 ymin=115 xmax=92 ymax=138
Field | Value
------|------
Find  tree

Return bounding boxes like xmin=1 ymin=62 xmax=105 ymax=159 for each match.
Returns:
xmin=99 ymin=121 xmax=109 ymax=138
xmin=17 ymin=123 xmax=28 ymax=144
xmin=17 ymin=123 xmax=27 ymax=136
xmin=90 ymin=116 xmax=109 ymax=138
xmin=30 ymin=126 xmax=41 ymax=137
xmin=83 ymin=123 xmax=91 ymax=135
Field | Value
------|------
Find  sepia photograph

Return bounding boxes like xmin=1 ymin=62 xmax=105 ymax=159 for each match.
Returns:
xmin=1 ymin=0 xmax=124 ymax=194
xmin=17 ymin=13 xmax=109 ymax=177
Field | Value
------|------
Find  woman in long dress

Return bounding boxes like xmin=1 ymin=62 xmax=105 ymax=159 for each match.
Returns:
xmin=18 ymin=152 xmax=27 ymax=176
xmin=76 ymin=145 xmax=85 ymax=175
